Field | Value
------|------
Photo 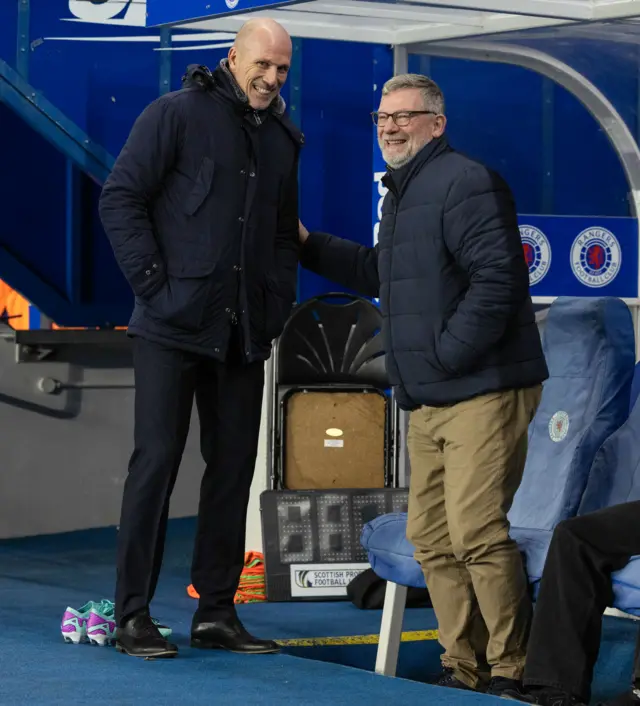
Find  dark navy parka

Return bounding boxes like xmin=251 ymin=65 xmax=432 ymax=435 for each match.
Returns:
xmin=99 ymin=62 xmax=303 ymax=361
xmin=301 ymin=136 xmax=548 ymax=409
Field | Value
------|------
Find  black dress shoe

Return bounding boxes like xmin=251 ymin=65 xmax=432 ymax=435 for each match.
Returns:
xmin=115 ymin=610 xmax=178 ymax=659
xmin=431 ymin=667 xmax=477 ymax=691
xmin=191 ymin=616 xmax=280 ymax=654
xmin=487 ymin=677 xmax=524 ymax=697
xmin=501 ymin=687 xmax=587 ymax=705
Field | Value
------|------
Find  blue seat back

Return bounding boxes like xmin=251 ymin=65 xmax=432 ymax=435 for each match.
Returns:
xmin=629 ymin=362 xmax=640 ymax=414
xmin=509 ymin=297 xmax=635 ymax=532
xmin=579 ymin=388 xmax=640 ymax=514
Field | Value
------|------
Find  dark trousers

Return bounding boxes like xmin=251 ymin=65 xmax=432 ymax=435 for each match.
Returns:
xmin=523 ymin=501 xmax=640 ymax=701
xmin=115 ymin=334 xmax=265 ymax=625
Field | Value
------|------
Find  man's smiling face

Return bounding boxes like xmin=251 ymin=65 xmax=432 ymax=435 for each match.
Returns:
xmin=228 ymin=22 xmax=291 ymax=110
xmin=377 ymin=87 xmax=445 ymax=169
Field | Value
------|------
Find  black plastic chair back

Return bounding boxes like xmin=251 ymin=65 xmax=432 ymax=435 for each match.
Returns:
xmin=277 ymin=293 xmax=387 ymax=388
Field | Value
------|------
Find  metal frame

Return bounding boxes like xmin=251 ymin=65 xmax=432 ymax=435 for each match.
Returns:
xmin=179 ymin=9 xmax=569 ymax=45
xmin=16 ymin=0 xmax=29 ymax=80
xmin=375 ymin=581 xmax=408 ymax=677
xmin=0 ymin=58 xmax=115 ymax=185
xmin=150 ymin=0 xmax=640 ymax=46
xmin=159 ymin=27 xmax=172 ymax=94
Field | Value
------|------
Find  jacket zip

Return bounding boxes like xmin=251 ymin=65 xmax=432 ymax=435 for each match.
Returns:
xmin=383 ymin=178 xmax=410 ymax=400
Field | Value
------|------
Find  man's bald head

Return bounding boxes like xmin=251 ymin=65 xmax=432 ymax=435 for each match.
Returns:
xmin=234 ymin=18 xmax=292 ymax=52
xmin=228 ymin=18 xmax=292 ymax=110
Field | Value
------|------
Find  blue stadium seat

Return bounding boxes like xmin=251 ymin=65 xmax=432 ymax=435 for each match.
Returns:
xmin=579 ymin=380 xmax=640 ymax=616
xmin=361 ymin=512 xmax=424 ymax=588
xmin=579 ymin=376 xmax=640 ymax=518
xmin=629 ymin=362 xmax=640 ymax=414
xmin=509 ymin=297 xmax=635 ymax=588
xmin=614 ymin=558 xmax=640 ymax=616
xmin=362 ymin=297 xmax=635 ymax=595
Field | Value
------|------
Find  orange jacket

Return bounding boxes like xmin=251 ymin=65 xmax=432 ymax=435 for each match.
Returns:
xmin=0 ymin=280 xmax=30 ymax=330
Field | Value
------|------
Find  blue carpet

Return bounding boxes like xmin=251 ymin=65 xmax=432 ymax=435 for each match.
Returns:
xmin=0 ymin=518 xmax=635 ymax=704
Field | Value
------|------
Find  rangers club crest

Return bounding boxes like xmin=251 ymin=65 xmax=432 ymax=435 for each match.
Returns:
xmin=549 ymin=411 xmax=569 ymax=443
xmin=520 ymin=225 xmax=551 ymax=286
xmin=570 ymin=227 xmax=621 ymax=288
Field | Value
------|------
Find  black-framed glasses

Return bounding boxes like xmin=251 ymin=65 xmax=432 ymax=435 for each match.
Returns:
xmin=371 ymin=110 xmax=436 ymax=127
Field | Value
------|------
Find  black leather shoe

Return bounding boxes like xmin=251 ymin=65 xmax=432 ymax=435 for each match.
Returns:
xmin=115 ymin=610 xmax=178 ymax=659
xmin=191 ymin=616 xmax=280 ymax=654
xmin=431 ymin=667 xmax=477 ymax=691
xmin=501 ymin=688 xmax=587 ymax=705
xmin=487 ymin=677 xmax=524 ymax=697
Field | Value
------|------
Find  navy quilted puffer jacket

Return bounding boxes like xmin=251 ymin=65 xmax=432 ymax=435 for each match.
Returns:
xmin=300 ymin=136 xmax=548 ymax=409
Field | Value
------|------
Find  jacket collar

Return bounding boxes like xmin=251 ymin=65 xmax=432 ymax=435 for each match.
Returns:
xmin=382 ymin=135 xmax=450 ymax=197
xmin=181 ymin=61 xmax=303 ymax=147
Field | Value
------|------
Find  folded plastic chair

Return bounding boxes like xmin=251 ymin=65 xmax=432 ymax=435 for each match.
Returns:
xmin=361 ymin=297 xmax=636 ymax=677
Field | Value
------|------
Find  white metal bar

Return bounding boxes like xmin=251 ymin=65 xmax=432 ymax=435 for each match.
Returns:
xmin=604 ymin=607 xmax=640 ymax=621
xmin=294 ymin=1 xmax=485 ymax=26
xmin=592 ymin=0 xmax=640 ymax=20
xmin=396 ymin=407 xmax=411 ymax=488
xmin=393 ymin=15 xmax=573 ymax=44
xmin=265 ymin=341 xmax=277 ymax=488
xmin=185 ymin=12 xmax=574 ymax=44
xmin=375 ymin=581 xmax=408 ymax=677
xmin=398 ymin=0 xmax=591 ymax=20
xmin=180 ymin=1 xmax=583 ymax=45
xmin=532 ymin=297 xmax=640 ymax=305
xmin=187 ymin=11 xmax=396 ymax=43
xmin=393 ymin=45 xmax=409 ymax=75
xmin=166 ymin=0 xmax=640 ymax=46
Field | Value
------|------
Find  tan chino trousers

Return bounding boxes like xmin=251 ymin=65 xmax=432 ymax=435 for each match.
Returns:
xmin=406 ymin=385 xmax=542 ymax=688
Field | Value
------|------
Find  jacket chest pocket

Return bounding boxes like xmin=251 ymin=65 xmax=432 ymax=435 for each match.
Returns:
xmin=183 ymin=157 xmax=215 ymax=216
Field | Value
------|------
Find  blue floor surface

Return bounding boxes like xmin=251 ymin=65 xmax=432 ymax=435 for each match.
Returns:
xmin=0 ymin=518 xmax=635 ymax=704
